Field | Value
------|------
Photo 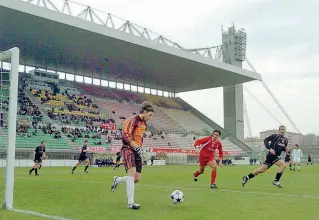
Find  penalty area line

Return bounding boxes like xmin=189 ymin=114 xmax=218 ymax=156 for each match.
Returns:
xmin=9 ymin=208 xmax=71 ymax=220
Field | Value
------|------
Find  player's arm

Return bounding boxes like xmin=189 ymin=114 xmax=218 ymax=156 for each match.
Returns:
xmin=42 ymin=148 xmax=46 ymax=159
xmin=218 ymin=143 xmax=224 ymax=167
xmin=263 ymin=134 xmax=275 ymax=149
xmin=193 ymin=136 xmax=211 ymax=148
xmin=264 ymin=134 xmax=276 ymax=155
xmin=122 ymin=118 xmax=140 ymax=150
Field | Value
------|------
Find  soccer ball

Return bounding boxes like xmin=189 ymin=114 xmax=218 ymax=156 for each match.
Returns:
xmin=170 ymin=190 xmax=184 ymax=204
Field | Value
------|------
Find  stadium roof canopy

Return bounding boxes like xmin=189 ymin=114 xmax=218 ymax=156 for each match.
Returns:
xmin=0 ymin=0 xmax=261 ymax=93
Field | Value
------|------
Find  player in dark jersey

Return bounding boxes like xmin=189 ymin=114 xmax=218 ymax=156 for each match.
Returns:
xmin=307 ymin=154 xmax=313 ymax=166
xmin=29 ymin=141 xmax=46 ymax=176
xmin=71 ymin=140 xmax=90 ymax=174
xmin=114 ymin=151 xmax=122 ymax=170
xmin=242 ymin=125 xmax=296 ymax=188
xmin=150 ymin=156 xmax=155 ymax=167
xmin=285 ymin=148 xmax=293 ymax=170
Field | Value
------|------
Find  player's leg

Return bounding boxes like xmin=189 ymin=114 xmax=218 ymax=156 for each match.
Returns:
xmin=29 ymin=162 xmax=36 ymax=175
xmin=193 ymin=154 xmax=207 ymax=181
xmin=84 ymin=159 xmax=89 ymax=173
xmin=111 ymin=149 xmax=140 ymax=209
xmin=114 ymin=160 xmax=118 ymax=170
xmin=298 ymin=162 xmax=301 ymax=172
xmin=134 ymin=172 xmax=141 ymax=183
xmin=29 ymin=161 xmax=40 ymax=175
xmin=207 ymin=159 xmax=218 ymax=189
xmin=112 ymin=149 xmax=129 ymax=192
xmin=39 ymin=162 xmax=42 ymax=170
xmin=72 ymin=161 xmax=81 ymax=174
xmin=193 ymin=165 xmax=206 ymax=182
xmin=272 ymin=159 xmax=286 ymax=188
xmin=126 ymin=166 xmax=140 ymax=209
xmin=289 ymin=161 xmax=292 ymax=170
xmin=134 ymin=155 xmax=142 ymax=184
xmin=34 ymin=162 xmax=40 ymax=176
xmin=292 ymin=161 xmax=296 ymax=171
xmin=242 ymin=163 xmax=269 ymax=187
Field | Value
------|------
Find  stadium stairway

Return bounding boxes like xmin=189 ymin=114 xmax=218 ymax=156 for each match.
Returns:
xmin=150 ymin=106 xmax=186 ymax=133
xmin=25 ymin=90 xmax=76 ymax=148
xmin=175 ymin=97 xmax=252 ymax=153
xmin=160 ymin=108 xmax=212 ymax=135
xmin=94 ymin=98 xmax=139 ymax=128
xmin=94 ymin=98 xmax=186 ymax=133
xmin=25 ymin=90 xmax=51 ymax=122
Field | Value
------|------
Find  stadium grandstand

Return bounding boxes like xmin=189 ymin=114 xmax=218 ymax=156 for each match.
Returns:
xmin=0 ymin=0 xmax=261 ymax=168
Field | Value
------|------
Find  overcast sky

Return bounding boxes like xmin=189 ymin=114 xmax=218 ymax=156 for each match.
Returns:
xmin=46 ymin=0 xmax=319 ymax=136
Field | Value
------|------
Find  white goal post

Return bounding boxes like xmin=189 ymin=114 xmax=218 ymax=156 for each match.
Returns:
xmin=0 ymin=47 xmax=19 ymax=210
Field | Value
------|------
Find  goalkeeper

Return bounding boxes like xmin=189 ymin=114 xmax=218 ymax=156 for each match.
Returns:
xmin=111 ymin=101 xmax=154 ymax=210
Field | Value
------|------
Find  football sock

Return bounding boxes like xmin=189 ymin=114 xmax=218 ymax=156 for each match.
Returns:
xmin=194 ymin=170 xmax=201 ymax=177
xmin=274 ymin=172 xmax=283 ymax=182
xmin=72 ymin=167 xmax=76 ymax=172
xmin=35 ymin=168 xmax=38 ymax=175
xmin=126 ymin=176 xmax=135 ymax=204
xmin=211 ymin=170 xmax=217 ymax=184
xmin=246 ymin=173 xmax=255 ymax=180
xmin=117 ymin=176 xmax=128 ymax=184
xmin=84 ymin=165 xmax=88 ymax=172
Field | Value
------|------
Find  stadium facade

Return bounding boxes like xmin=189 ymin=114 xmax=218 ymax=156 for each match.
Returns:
xmin=0 ymin=0 xmax=262 ymax=164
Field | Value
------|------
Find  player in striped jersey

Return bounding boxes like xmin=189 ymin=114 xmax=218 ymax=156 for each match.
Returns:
xmin=111 ymin=101 xmax=154 ymax=210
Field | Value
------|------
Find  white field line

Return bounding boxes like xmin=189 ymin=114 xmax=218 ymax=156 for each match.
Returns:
xmin=9 ymin=208 xmax=71 ymax=220
xmin=10 ymin=176 xmax=319 ymax=200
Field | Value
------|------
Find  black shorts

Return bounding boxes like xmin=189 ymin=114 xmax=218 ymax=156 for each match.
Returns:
xmin=308 ymin=159 xmax=312 ymax=162
xmin=34 ymin=157 xmax=42 ymax=163
xmin=122 ymin=147 xmax=142 ymax=174
xmin=285 ymin=155 xmax=291 ymax=162
xmin=263 ymin=154 xmax=281 ymax=168
xmin=78 ymin=155 xmax=88 ymax=162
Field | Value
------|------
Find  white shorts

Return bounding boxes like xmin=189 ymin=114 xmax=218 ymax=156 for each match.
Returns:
xmin=293 ymin=158 xmax=301 ymax=163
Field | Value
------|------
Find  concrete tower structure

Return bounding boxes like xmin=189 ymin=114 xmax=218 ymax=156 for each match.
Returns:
xmin=222 ymin=25 xmax=247 ymax=142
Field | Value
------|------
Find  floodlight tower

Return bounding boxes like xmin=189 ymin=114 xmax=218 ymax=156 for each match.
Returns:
xmin=222 ymin=25 xmax=247 ymax=142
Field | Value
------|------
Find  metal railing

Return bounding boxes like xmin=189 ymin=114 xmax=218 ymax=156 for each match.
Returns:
xmin=22 ymin=0 xmax=223 ymax=60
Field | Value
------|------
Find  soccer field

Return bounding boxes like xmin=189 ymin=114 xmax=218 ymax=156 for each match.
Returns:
xmin=0 ymin=165 xmax=318 ymax=220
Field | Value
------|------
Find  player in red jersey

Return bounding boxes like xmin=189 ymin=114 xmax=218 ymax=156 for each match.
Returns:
xmin=193 ymin=130 xmax=223 ymax=189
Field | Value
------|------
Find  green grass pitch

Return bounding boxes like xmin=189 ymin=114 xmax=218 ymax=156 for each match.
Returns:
xmin=0 ymin=165 xmax=318 ymax=220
